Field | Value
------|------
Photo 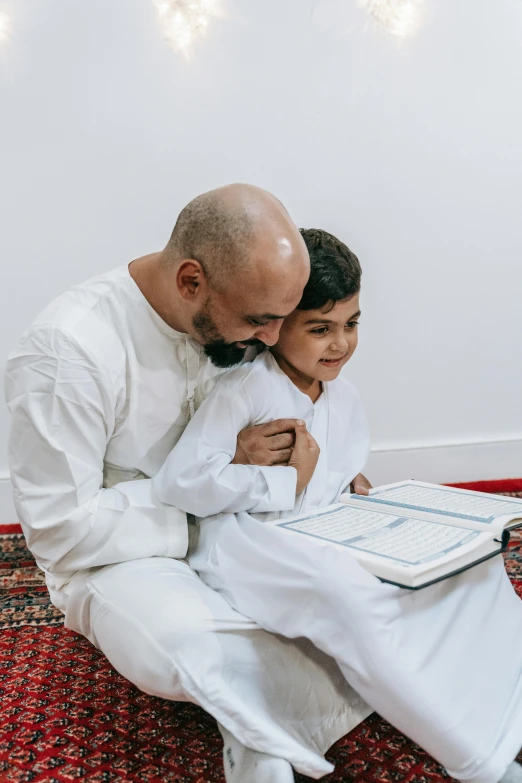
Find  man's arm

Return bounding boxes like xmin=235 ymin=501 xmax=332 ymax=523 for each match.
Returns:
xmin=5 ymin=328 xmax=187 ymax=575
xmin=154 ymin=374 xmax=300 ymax=517
xmin=232 ymin=419 xmax=295 ymax=466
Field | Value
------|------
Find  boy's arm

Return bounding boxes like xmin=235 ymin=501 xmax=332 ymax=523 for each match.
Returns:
xmin=335 ymin=380 xmax=372 ymax=499
xmin=153 ymin=376 xmax=298 ymax=517
xmin=349 ymin=473 xmax=372 ymax=495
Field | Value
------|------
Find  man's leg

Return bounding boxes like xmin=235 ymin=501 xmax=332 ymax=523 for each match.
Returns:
xmin=64 ymin=556 xmax=371 ymax=780
xmin=197 ymin=512 xmax=522 ymax=783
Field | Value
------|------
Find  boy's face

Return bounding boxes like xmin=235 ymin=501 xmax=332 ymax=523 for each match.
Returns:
xmin=271 ymin=293 xmax=360 ymax=389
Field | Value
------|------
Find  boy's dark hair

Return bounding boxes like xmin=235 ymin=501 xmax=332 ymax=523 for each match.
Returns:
xmin=298 ymin=228 xmax=361 ymax=311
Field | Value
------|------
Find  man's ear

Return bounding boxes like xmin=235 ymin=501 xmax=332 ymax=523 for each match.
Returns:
xmin=176 ymin=260 xmax=207 ymax=301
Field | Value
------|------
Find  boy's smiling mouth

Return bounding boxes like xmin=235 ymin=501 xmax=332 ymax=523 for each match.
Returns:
xmin=319 ymin=355 xmax=347 ymax=367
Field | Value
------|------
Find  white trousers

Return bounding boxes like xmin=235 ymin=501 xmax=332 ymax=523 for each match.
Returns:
xmin=190 ymin=512 xmax=522 ymax=783
xmin=63 ymin=556 xmax=371 ymax=779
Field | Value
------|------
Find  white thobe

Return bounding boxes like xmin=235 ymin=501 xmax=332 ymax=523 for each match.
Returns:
xmin=4 ymin=264 xmax=372 ymax=779
xmin=154 ymin=352 xmax=522 ymax=783
xmin=153 ymin=351 xmax=370 ymax=520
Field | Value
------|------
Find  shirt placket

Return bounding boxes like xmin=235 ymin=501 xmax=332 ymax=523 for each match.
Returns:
xmin=301 ymin=388 xmax=329 ymax=511
xmin=185 ymin=336 xmax=200 ymax=420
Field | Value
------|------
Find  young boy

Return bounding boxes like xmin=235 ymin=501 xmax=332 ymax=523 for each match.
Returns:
xmin=154 ymin=229 xmax=522 ymax=783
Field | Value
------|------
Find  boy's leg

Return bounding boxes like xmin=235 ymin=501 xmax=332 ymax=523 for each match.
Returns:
xmin=64 ymin=556 xmax=371 ymax=780
xmin=196 ymin=512 xmax=522 ymax=783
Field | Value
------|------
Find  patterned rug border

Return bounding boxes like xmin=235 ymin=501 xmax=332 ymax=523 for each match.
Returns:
xmin=448 ymin=479 xmax=522 ymax=493
xmin=0 ymin=523 xmax=22 ymax=534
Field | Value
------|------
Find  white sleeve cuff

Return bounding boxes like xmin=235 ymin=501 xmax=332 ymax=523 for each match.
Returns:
xmin=248 ymin=466 xmax=297 ymax=513
xmin=102 ymin=479 xmax=188 ymax=559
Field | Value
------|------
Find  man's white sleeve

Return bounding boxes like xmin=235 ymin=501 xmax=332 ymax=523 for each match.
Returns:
xmin=153 ymin=374 xmax=297 ymax=517
xmin=4 ymin=329 xmax=187 ymax=575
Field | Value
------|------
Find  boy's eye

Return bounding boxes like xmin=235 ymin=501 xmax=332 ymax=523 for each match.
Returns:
xmin=346 ymin=321 xmax=359 ymax=330
xmin=310 ymin=327 xmax=328 ymax=335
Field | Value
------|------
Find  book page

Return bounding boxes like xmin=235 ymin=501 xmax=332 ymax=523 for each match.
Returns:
xmin=352 ymin=483 xmax=522 ymax=525
xmin=277 ymin=506 xmax=481 ymax=567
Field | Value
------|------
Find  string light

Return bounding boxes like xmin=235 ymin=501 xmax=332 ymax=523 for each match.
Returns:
xmin=359 ymin=0 xmax=422 ymax=37
xmin=0 ymin=9 xmax=11 ymax=44
xmin=154 ymin=0 xmax=220 ymax=52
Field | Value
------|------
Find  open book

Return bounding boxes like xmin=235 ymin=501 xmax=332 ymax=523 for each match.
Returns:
xmin=274 ymin=480 xmax=522 ymax=589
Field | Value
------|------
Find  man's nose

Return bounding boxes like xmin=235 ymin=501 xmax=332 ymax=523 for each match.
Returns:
xmin=255 ymin=319 xmax=284 ymax=346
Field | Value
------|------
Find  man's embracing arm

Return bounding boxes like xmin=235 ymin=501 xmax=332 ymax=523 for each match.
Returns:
xmin=5 ymin=327 xmax=187 ymax=575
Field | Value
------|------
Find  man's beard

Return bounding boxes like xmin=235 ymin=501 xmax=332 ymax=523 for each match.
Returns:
xmin=193 ymin=308 xmax=264 ymax=368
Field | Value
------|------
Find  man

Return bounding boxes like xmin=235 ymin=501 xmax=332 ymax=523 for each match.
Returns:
xmin=5 ymin=184 xmax=372 ymax=783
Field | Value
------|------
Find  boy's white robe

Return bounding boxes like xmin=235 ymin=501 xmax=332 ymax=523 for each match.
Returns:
xmin=155 ymin=352 xmax=522 ymax=783
xmin=5 ymin=265 xmax=372 ymax=780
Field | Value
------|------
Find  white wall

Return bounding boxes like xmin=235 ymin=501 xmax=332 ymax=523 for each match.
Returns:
xmin=1 ymin=0 xmax=521 ymax=520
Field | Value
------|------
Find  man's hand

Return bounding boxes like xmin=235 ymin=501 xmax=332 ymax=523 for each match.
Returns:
xmin=232 ymin=419 xmax=297 ymax=466
xmin=350 ymin=473 xmax=372 ymax=496
xmin=289 ymin=420 xmax=320 ymax=495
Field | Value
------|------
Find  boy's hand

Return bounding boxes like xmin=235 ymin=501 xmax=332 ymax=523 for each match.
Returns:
xmin=289 ymin=420 xmax=320 ymax=495
xmin=232 ymin=419 xmax=296 ymax=466
xmin=350 ymin=473 xmax=372 ymax=495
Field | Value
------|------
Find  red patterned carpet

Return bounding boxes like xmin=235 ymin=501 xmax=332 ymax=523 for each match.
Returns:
xmin=1 ymin=487 xmax=522 ymax=783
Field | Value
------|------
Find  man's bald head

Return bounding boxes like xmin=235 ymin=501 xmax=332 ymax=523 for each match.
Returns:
xmin=141 ymin=184 xmax=310 ymax=366
xmin=165 ymin=183 xmax=303 ymax=291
